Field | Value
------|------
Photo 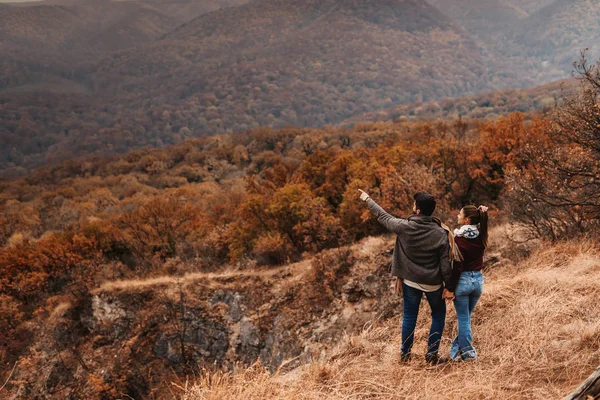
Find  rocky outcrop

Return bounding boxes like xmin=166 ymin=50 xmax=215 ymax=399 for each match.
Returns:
xmin=5 ymin=238 xmax=400 ymax=399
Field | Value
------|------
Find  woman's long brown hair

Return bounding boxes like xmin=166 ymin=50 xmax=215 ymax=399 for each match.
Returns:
xmin=462 ymin=205 xmax=488 ymax=248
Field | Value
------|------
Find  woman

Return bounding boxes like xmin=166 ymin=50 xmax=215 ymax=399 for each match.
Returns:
xmin=445 ymin=205 xmax=488 ymax=361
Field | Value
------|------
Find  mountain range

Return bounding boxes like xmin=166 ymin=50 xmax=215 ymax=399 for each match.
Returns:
xmin=0 ymin=0 xmax=251 ymax=86
xmin=90 ymin=0 xmax=488 ymax=129
xmin=425 ymin=0 xmax=555 ymax=34
xmin=506 ymin=0 xmax=600 ymax=68
xmin=1 ymin=0 xmax=599 ymax=176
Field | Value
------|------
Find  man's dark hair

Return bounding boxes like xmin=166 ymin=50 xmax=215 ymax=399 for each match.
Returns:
xmin=413 ymin=191 xmax=436 ymax=216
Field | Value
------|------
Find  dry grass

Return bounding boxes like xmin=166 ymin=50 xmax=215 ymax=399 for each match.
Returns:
xmin=182 ymin=240 xmax=600 ymax=400
xmin=92 ymin=263 xmax=300 ymax=294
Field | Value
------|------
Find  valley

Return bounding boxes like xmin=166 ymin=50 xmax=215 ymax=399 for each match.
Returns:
xmin=2 ymin=1 xmax=600 ymax=398
xmin=1 ymin=0 xmax=598 ymax=178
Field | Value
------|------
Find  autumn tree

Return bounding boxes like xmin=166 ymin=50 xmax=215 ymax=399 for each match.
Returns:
xmin=119 ymin=195 xmax=202 ymax=264
xmin=506 ymin=53 xmax=600 ymax=239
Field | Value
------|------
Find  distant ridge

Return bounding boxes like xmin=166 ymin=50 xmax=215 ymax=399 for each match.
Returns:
xmin=1 ymin=0 xmax=599 ymax=177
xmin=512 ymin=0 xmax=600 ymax=66
xmin=339 ymin=79 xmax=575 ymax=126
xmin=91 ymin=0 xmax=489 ymax=132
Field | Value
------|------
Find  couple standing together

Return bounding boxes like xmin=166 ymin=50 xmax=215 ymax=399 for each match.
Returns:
xmin=359 ymin=190 xmax=488 ymax=364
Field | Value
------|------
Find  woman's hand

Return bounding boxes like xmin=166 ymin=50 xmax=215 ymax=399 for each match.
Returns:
xmin=358 ymin=189 xmax=370 ymax=202
xmin=443 ymin=289 xmax=455 ymax=301
xmin=392 ymin=277 xmax=403 ymax=295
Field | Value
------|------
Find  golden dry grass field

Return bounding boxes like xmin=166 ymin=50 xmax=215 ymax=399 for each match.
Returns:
xmin=183 ymin=233 xmax=600 ymax=400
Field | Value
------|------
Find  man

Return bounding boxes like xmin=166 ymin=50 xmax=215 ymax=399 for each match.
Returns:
xmin=359 ymin=189 xmax=453 ymax=364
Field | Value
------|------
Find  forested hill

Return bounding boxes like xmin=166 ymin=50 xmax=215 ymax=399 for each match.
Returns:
xmin=0 ymin=0 xmax=491 ymax=178
xmin=507 ymin=0 xmax=600 ymax=68
xmin=424 ymin=0 xmax=526 ymax=35
xmin=340 ymin=78 xmax=575 ymax=125
xmin=91 ymin=0 xmax=488 ymax=131
xmin=424 ymin=0 xmax=555 ymax=35
xmin=2 ymin=0 xmax=600 ymax=179
xmin=0 ymin=1 xmax=177 ymax=70
xmin=0 ymin=0 xmax=251 ymax=88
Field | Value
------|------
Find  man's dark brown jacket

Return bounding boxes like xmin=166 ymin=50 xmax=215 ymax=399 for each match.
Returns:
xmin=367 ymin=198 xmax=452 ymax=287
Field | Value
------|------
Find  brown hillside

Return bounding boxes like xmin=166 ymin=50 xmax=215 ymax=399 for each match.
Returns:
xmin=511 ymin=0 xmax=600 ymax=67
xmin=340 ymin=78 xmax=576 ymax=126
xmin=0 ymin=234 xmax=403 ymax=398
xmin=486 ymin=0 xmax=600 ymax=79
xmin=89 ymin=0 xmax=489 ymax=132
xmin=0 ymin=0 xmax=251 ymax=89
xmin=0 ymin=0 xmax=497 ymax=176
xmin=0 ymin=1 xmax=179 ymax=54
xmin=425 ymin=0 xmax=556 ymax=35
xmin=3 ymin=0 xmax=599 ymax=178
xmin=183 ymin=240 xmax=600 ymax=399
xmin=426 ymin=0 xmax=593 ymax=87
xmin=425 ymin=0 xmax=525 ymax=35
xmin=0 ymin=0 xmax=179 ymax=94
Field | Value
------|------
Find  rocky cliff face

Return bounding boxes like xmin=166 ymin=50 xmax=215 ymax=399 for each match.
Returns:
xmin=7 ymin=237 xmax=403 ymax=398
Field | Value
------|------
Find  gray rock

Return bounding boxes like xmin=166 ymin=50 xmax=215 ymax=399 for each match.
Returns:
xmin=210 ymin=291 xmax=244 ymax=322
xmin=153 ymin=332 xmax=183 ymax=364
xmin=236 ymin=318 xmax=263 ymax=364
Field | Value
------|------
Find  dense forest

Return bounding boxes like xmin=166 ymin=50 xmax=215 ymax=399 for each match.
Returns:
xmin=340 ymin=78 xmax=575 ymax=126
xmin=0 ymin=76 xmax=570 ymax=179
xmin=2 ymin=0 xmax=599 ymax=179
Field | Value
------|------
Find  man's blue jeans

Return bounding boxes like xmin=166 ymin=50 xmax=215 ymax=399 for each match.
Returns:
xmin=450 ymin=271 xmax=484 ymax=360
xmin=401 ymin=282 xmax=446 ymax=357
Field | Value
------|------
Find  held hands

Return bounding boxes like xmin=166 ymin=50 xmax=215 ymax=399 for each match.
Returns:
xmin=393 ymin=277 xmax=403 ymax=296
xmin=358 ymin=189 xmax=370 ymax=202
xmin=442 ymin=289 xmax=455 ymax=301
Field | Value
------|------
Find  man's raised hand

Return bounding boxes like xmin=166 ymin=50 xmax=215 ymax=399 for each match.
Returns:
xmin=358 ymin=189 xmax=370 ymax=202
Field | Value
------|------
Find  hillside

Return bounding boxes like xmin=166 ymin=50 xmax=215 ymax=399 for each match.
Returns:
xmin=89 ymin=0 xmax=489 ymax=132
xmin=425 ymin=0 xmax=525 ymax=35
xmin=479 ymin=0 xmax=600 ymax=84
xmin=0 ymin=76 xmax=566 ymax=179
xmin=0 ymin=0 xmax=252 ymax=52
xmin=340 ymin=78 xmax=575 ymax=125
xmin=0 ymin=0 xmax=251 ymax=91
xmin=0 ymin=1 xmax=177 ymax=94
xmin=0 ymin=236 xmax=403 ymax=398
xmin=0 ymin=1 xmax=179 ymax=59
xmin=183 ymin=240 xmax=600 ymax=399
xmin=4 ymin=0 xmax=600 ymax=178
xmin=425 ymin=0 xmax=597 ymax=87
xmin=0 ymin=0 xmax=499 ymax=177
xmin=425 ymin=0 xmax=556 ymax=34
xmin=509 ymin=0 xmax=600 ymax=68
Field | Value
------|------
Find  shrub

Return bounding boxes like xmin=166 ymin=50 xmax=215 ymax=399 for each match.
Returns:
xmin=506 ymin=54 xmax=600 ymax=239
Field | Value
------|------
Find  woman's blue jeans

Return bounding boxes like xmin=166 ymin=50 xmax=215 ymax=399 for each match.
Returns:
xmin=451 ymin=271 xmax=484 ymax=360
xmin=401 ymin=282 xmax=446 ymax=357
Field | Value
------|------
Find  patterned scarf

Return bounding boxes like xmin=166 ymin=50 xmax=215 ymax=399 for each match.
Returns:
xmin=454 ymin=224 xmax=480 ymax=239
